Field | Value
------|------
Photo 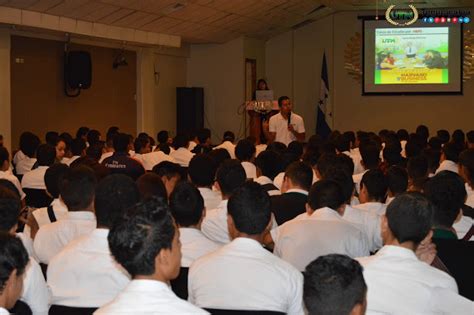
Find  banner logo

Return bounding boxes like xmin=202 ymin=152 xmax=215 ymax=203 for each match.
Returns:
xmin=386 ymin=5 xmax=419 ymax=26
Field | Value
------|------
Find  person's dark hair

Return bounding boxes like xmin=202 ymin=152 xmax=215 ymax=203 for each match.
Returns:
xmin=386 ymin=166 xmax=408 ymax=196
xmin=416 ymin=125 xmax=429 ymax=147
xmin=223 ymin=131 xmax=235 ymax=143
xmin=108 ymin=197 xmax=175 ymax=277
xmin=87 ymin=130 xmax=101 ymax=146
xmin=0 ymin=181 xmax=20 ymax=200
xmin=466 ymin=131 xmax=474 ymax=145
xmin=428 ymin=137 xmax=442 ymax=151
xmin=76 ymin=127 xmax=90 ymax=140
xmin=442 ymin=142 xmax=461 ymax=163
xmin=255 ymin=150 xmax=282 ymax=180
xmin=188 ymin=154 xmax=217 ymax=187
xmin=157 ymin=130 xmax=169 ymax=144
xmin=452 ymin=129 xmax=465 ymax=147
xmin=407 ymin=155 xmax=428 ymax=187
xmin=266 ymin=142 xmax=287 ymax=155
xmin=235 ymin=139 xmax=256 ymax=162
xmin=256 ymin=79 xmax=268 ymax=90
xmin=278 ymin=95 xmax=290 ymax=107
xmin=152 ymin=161 xmax=181 ymax=181
xmin=45 ymin=131 xmax=59 ymax=146
xmin=228 ymin=181 xmax=271 ymax=235
xmin=386 ymin=192 xmax=433 ymax=244
xmin=36 ymin=144 xmax=56 ymax=166
xmin=324 ymin=169 xmax=354 ymax=204
xmin=397 ymin=129 xmax=409 ymax=141
xmin=170 ymin=182 xmax=204 ymax=227
xmin=134 ymin=137 xmax=150 ymax=154
xmin=423 ymin=148 xmax=441 ymax=174
xmin=424 ymin=171 xmax=466 ymax=228
xmin=95 ymin=174 xmax=139 ymax=228
xmin=208 ymin=148 xmax=231 ymax=168
xmin=44 ymin=163 xmax=69 ymax=198
xmin=216 ymin=159 xmax=246 ymax=196
xmin=304 ymin=254 xmax=367 ymax=315
xmin=383 ymin=142 xmax=404 ymax=167
xmin=86 ymin=141 xmax=105 ymax=161
xmin=335 ymin=133 xmax=352 ymax=153
xmin=19 ymin=132 xmax=40 ymax=158
xmin=459 ymin=149 xmax=474 ymax=185
xmin=285 ymin=161 xmax=313 ymax=191
xmin=308 ymin=180 xmax=345 ymax=211
xmin=359 ymin=141 xmax=380 ymax=170
xmin=172 ymin=134 xmax=189 ymax=149
xmin=437 ymin=129 xmax=450 ymax=144
xmin=70 ymin=138 xmax=86 ymax=156
xmin=335 ymin=154 xmax=355 ymax=177
xmin=197 ymin=128 xmax=211 ymax=144
xmin=0 ymin=233 xmax=29 ymax=293
xmin=136 ymin=173 xmax=167 ymax=201
xmin=106 ymin=127 xmax=119 ymax=145
xmin=287 ymin=141 xmax=304 ymax=160
xmin=405 ymin=138 xmax=422 ymax=159
xmin=0 ymin=197 xmax=20 ymax=231
xmin=0 ymin=147 xmax=9 ymax=167
xmin=60 ymin=166 xmax=97 ymax=211
xmin=112 ymin=133 xmax=130 ymax=153
xmin=157 ymin=143 xmax=171 ymax=155
xmin=360 ymin=169 xmax=387 ymax=202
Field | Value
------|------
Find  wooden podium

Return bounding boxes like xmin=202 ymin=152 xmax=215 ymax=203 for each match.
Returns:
xmin=246 ymin=101 xmax=279 ymax=144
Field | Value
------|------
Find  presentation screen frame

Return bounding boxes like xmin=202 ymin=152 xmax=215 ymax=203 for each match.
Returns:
xmin=362 ymin=18 xmax=463 ymax=96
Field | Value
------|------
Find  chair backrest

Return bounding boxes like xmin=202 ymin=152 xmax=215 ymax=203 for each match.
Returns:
xmin=9 ymin=300 xmax=32 ymax=315
xmin=49 ymin=305 xmax=97 ymax=315
xmin=24 ymin=188 xmax=53 ymax=208
xmin=204 ymin=309 xmax=285 ymax=315
xmin=170 ymin=267 xmax=189 ymax=300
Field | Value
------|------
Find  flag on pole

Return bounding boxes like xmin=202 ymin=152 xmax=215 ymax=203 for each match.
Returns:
xmin=316 ymin=52 xmax=331 ymax=139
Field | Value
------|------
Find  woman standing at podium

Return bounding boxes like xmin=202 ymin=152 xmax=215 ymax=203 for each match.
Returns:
xmin=252 ymin=79 xmax=269 ymax=101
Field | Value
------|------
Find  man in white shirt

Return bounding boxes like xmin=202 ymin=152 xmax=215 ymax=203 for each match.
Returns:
xmin=95 ymin=198 xmax=207 ymax=314
xmin=354 ymin=169 xmax=388 ymax=216
xmin=34 ymin=166 xmax=97 ymax=264
xmin=254 ymin=150 xmax=281 ymax=196
xmin=352 ymin=141 xmax=380 ymax=194
xmin=436 ymin=142 xmax=460 ymax=174
xmin=385 ymin=165 xmax=408 ymax=205
xmin=0 ymin=234 xmax=29 ymax=315
xmin=235 ymin=139 xmax=257 ymax=179
xmin=189 ymin=182 xmax=304 ymax=314
xmin=14 ymin=132 xmax=40 ymax=176
xmin=267 ymin=180 xmax=369 ymax=271
xmin=357 ymin=192 xmax=459 ymax=314
xmin=169 ymin=134 xmax=195 ymax=167
xmin=264 ymin=96 xmax=305 ymax=146
xmin=213 ymin=131 xmax=236 ymax=159
xmin=0 ymin=147 xmax=26 ymax=201
xmin=303 ymin=254 xmax=367 ymax=315
xmin=188 ymin=154 xmax=222 ymax=211
xmin=201 ymin=160 xmax=246 ymax=244
xmin=21 ymin=144 xmax=56 ymax=190
xmin=47 ymin=174 xmax=140 ymax=310
xmin=134 ymin=150 xmax=176 ymax=171
xmin=335 ymin=133 xmax=363 ymax=175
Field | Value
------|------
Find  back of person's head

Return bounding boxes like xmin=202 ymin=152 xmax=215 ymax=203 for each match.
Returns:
xmin=106 ymin=127 xmax=119 ymax=145
xmin=108 ymin=197 xmax=176 ymax=278
xmin=416 ymin=125 xmax=429 ymax=146
xmin=172 ymin=134 xmax=189 ymax=149
xmin=223 ymin=131 xmax=235 ymax=143
xmin=36 ymin=144 xmax=56 ymax=166
xmin=235 ymin=139 xmax=256 ymax=162
xmin=308 ymin=180 xmax=345 ymax=211
xmin=157 ymin=143 xmax=171 ymax=155
xmin=87 ymin=129 xmax=101 ymax=146
xmin=170 ymin=182 xmax=204 ymax=227
xmin=0 ymin=191 xmax=21 ymax=232
xmin=19 ymin=132 xmax=40 ymax=158
xmin=359 ymin=141 xmax=380 ymax=170
xmin=466 ymin=130 xmax=474 ymax=145
xmin=459 ymin=149 xmax=474 ymax=185
xmin=428 ymin=137 xmax=442 ymax=151
xmin=134 ymin=136 xmax=150 ymax=154
xmin=316 ymin=153 xmax=338 ymax=179
xmin=86 ymin=141 xmax=105 ymax=161
xmin=0 ymin=181 xmax=20 ymax=200
xmin=385 ymin=192 xmax=433 ymax=244
xmin=386 ymin=166 xmax=408 ymax=196
xmin=0 ymin=233 xmax=29 ymax=308
xmin=266 ymin=141 xmax=287 ymax=155
xmin=136 ymin=173 xmax=167 ymax=201
xmin=152 ymin=161 xmax=181 ymax=180
xmin=197 ymin=128 xmax=211 ymax=144
xmin=188 ymin=154 xmax=217 ymax=187
xmin=227 ymin=181 xmax=271 ymax=236
xmin=157 ymin=130 xmax=169 ymax=144
xmin=437 ymin=129 xmax=450 ymax=144
xmin=407 ymin=155 xmax=429 ymax=183
xmin=70 ymin=138 xmax=86 ymax=156
xmin=324 ymin=169 xmax=354 ymax=204
xmin=208 ymin=148 xmax=231 ymax=168
xmin=287 ymin=141 xmax=304 ymax=159
xmin=335 ymin=154 xmax=355 ymax=177
xmin=60 ymin=166 xmax=97 ymax=211
xmin=397 ymin=129 xmax=409 ymax=141
xmin=405 ymin=138 xmax=422 ymax=158
xmin=452 ymin=129 xmax=465 ymax=146
xmin=423 ymin=148 xmax=441 ymax=174
xmin=113 ymin=133 xmax=130 ymax=153
xmin=335 ymin=133 xmax=352 ymax=153
xmin=285 ymin=161 xmax=313 ymax=191
xmin=360 ymin=169 xmax=387 ymax=202
xmin=255 ymin=150 xmax=282 ymax=180
xmin=424 ymin=171 xmax=466 ymax=229
xmin=304 ymin=254 xmax=367 ymax=315
xmin=95 ymin=174 xmax=139 ymax=229
xmin=383 ymin=140 xmax=403 ymax=166
xmin=44 ymin=163 xmax=69 ymax=199
xmin=45 ymin=131 xmax=59 ymax=146
xmin=76 ymin=127 xmax=90 ymax=140
xmin=442 ymin=142 xmax=461 ymax=163
xmin=216 ymin=159 xmax=246 ymax=196
xmin=0 ymin=147 xmax=9 ymax=167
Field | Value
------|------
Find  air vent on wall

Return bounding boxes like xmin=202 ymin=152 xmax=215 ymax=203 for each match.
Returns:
xmin=291 ymin=19 xmax=315 ymax=30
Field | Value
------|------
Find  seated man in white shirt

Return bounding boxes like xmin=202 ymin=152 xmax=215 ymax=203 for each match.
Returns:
xmin=0 ymin=233 xmax=29 ymax=315
xmin=189 ymin=182 xmax=304 ymax=314
xmin=303 ymin=254 xmax=367 ymax=315
xmin=436 ymin=142 xmax=460 ymax=174
xmin=254 ymin=150 xmax=282 ymax=196
xmin=188 ymin=154 xmax=222 ymax=210
xmin=353 ymin=141 xmax=381 ymax=194
xmin=96 ymin=198 xmax=207 ymax=315
xmin=134 ymin=134 xmax=176 ymax=171
xmin=354 ymin=169 xmax=388 ymax=216
xmin=213 ymin=131 xmax=236 ymax=159
xmin=385 ymin=165 xmax=408 ymax=205
xmin=136 ymin=173 xmax=168 ymax=201
xmin=201 ymin=160 xmax=246 ymax=244
xmin=0 ymin=147 xmax=26 ymax=201
xmin=235 ymin=139 xmax=257 ymax=179
xmin=335 ymin=133 xmax=363 ymax=175
xmin=267 ymin=180 xmax=369 ymax=271
xmin=169 ymin=134 xmax=194 ymax=167
xmin=62 ymin=138 xmax=86 ymax=166
xmin=357 ymin=192 xmax=459 ymax=314
xmin=33 ymin=166 xmax=97 ymax=264
xmin=21 ymin=144 xmax=56 ymax=190
xmin=14 ymin=132 xmax=40 ymax=176
xmin=152 ymin=161 xmax=182 ymax=199
xmin=47 ymin=174 xmax=139 ymax=312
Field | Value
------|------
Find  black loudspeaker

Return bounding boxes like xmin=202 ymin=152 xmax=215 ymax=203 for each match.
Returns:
xmin=176 ymin=87 xmax=204 ymax=135
xmin=65 ymin=51 xmax=92 ymax=89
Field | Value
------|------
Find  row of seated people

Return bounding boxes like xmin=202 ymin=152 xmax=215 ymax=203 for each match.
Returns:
xmin=0 ymin=124 xmax=472 ymax=314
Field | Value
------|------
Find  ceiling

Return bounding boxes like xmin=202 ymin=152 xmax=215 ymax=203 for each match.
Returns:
xmin=1 ymin=0 xmax=473 ymax=44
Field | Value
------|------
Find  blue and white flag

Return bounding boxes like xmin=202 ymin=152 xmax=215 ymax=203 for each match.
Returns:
xmin=316 ymin=52 xmax=331 ymax=139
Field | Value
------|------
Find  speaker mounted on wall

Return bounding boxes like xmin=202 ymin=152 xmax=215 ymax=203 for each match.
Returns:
xmin=64 ymin=49 xmax=92 ymax=97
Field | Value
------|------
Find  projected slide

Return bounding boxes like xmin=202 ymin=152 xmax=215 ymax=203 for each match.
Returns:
xmin=375 ymin=27 xmax=449 ymax=85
